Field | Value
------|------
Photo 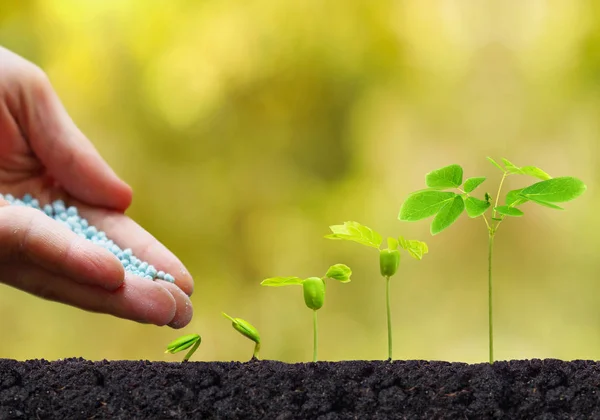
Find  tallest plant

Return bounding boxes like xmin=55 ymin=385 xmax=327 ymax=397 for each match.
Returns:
xmin=398 ymin=158 xmax=586 ymax=364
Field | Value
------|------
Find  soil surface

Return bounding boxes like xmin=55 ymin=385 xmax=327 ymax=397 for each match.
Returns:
xmin=1 ymin=358 xmax=599 ymax=419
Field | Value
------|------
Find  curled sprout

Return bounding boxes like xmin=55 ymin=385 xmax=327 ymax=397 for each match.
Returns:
xmin=325 ymin=221 xmax=427 ymax=361
xmin=165 ymin=333 xmax=201 ymax=362
xmin=261 ymin=263 xmax=352 ymax=362
xmin=222 ymin=313 xmax=261 ymax=360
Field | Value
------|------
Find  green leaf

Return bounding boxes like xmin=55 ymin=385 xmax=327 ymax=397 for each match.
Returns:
xmin=505 ymin=188 xmax=528 ymax=207
xmin=222 ymin=313 xmax=261 ymax=344
xmin=431 ymin=196 xmax=465 ymax=235
xmin=165 ymin=334 xmax=201 ymax=354
xmin=325 ymin=264 xmax=352 ymax=282
xmin=260 ymin=276 xmax=304 ymax=287
xmin=398 ymin=191 xmax=457 ymax=221
xmin=487 ymin=157 xmax=504 ymax=172
xmin=520 ymin=195 xmax=564 ymax=210
xmin=495 ymin=206 xmax=524 ymax=217
xmin=325 ymin=221 xmax=382 ymax=249
xmin=520 ymin=177 xmax=586 ymax=203
xmin=398 ymin=236 xmax=429 ymax=260
xmin=501 ymin=158 xmax=552 ymax=181
xmin=464 ymin=177 xmax=486 ymax=193
xmin=519 ymin=166 xmax=552 ymax=181
xmin=502 ymin=158 xmax=521 ymax=174
xmin=165 ymin=333 xmax=202 ymax=362
xmin=425 ymin=164 xmax=463 ymax=189
xmin=464 ymin=196 xmax=490 ymax=218
xmin=387 ymin=237 xmax=399 ymax=250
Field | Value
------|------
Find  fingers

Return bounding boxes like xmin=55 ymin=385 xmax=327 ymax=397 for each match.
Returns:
xmin=77 ymin=203 xmax=195 ymax=297
xmin=1 ymin=48 xmax=132 ymax=211
xmin=156 ymin=280 xmax=194 ymax=329
xmin=3 ymin=263 xmax=187 ymax=327
xmin=0 ymin=206 xmax=124 ymax=291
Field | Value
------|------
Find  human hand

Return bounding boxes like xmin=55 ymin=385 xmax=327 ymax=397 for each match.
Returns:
xmin=0 ymin=47 xmax=194 ymax=328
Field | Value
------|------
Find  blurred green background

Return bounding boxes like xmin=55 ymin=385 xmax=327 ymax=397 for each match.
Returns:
xmin=0 ymin=0 xmax=598 ymax=364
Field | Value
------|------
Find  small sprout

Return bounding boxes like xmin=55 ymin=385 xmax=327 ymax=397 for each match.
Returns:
xmin=398 ymin=158 xmax=586 ymax=364
xmin=222 ymin=313 xmax=261 ymax=360
xmin=261 ymin=264 xmax=352 ymax=362
xmin=165 ymin=333 xmax=201 ymax=362
xmin=326 ymin=221 xmax=427 ymax=361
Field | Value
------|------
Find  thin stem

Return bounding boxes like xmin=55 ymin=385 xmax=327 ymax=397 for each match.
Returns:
xmin=183 ymin=339 xmax=200 ymax=362
xmin=386 ymin=276 xmax=392 ymax=361
xmin=252 ymin=342 xmax=261 ymax=360
xmin=492 ymin=172 xmax=508 ymax=220
xmin=488 ymin=233 xmax=495 ymax=364
xmin=482 ymin=214 xmax=491 ymax=231
xmin=313 ymin=309 xmax=318 ymax=362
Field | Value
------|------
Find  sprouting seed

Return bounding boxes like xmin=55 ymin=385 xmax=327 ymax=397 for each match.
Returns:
xmin=222 ymin=313 xmax=261 ymax=360
xmin=261 ymin=264 xmax=352 ymax=362
xmin=325 ymin=221 xmax=427 ymax=361
xmin=165 ymin=333 xmax=201 ymax=362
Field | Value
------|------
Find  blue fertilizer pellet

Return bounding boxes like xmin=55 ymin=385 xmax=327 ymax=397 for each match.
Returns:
xmin=3 ymin=193 xmax=176 ymax=283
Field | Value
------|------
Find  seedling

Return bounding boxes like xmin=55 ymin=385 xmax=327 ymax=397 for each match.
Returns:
xmin=325 ymin=221 xmax=428 ymax=361
xmin=261 ymin=264 xmax=352 ymax=362
xmin=165 ymin=333 xmax=201 ymax=362
xmin=222 ymin=313 xmax=261 ymax=360
xmin=398 ymin=158 xmax=586 ymax=363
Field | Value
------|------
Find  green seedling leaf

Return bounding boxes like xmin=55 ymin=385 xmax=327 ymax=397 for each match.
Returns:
xmin=464 ymin=177 xmax=486 ymax=193
xmin=325 ymin=221 xmax=382 ymax=249
xmin=325 ymin=264 xmax=352 ymax=282
xmin=260 ymin=276 xmax=304 ymax=287
xmin=495 ymin=206 xmax=524 ymax=217
xmin=519 ymin=166 xmax=552 ymax=181
xmin=487 ymin=157 xmax=504 ymax=172
xmin=398 ymin=236 xmax=429 ymax=260
xmin=502 ymin=158 xmax=521 ymax=174
xmin=222 ymin=313 xmax=261 ymax=344
xmin=431 ymin=195 xmax=464 ymax=235
xmin=520 ymin=177 xmax=587 ymax=203
xmin=379 ymin=249 xmax=400 ymax=278
xmin=505 ymin=188 xmax=528 ymax=207
xmin=303 ymin=277 xmax=325 ymax=310
xmin=222 ymin=313 xmax=261 ymax=360
xmin=464 ymin=196 xmax=490 ymax=218
xmin=425 ymin=164 xmax=463 ymax=189
xmin=165 ymin=334 xmax=201 ymax=362
xmin=387 ymin=237 xmax=399 ymax=250
xmin=519 ymin=194 xmax=564 ymax=210
xmin=398 ymin=191 xmax=457 ymax=221
xmin=500 ymin=158 xmax=552 ymax=180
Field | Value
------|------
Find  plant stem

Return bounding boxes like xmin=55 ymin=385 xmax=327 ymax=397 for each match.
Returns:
xmin=492 ymin=172 xmax=508 ymax=219
xmin=313 ymin=309 xmax=318 ymax=362
xmin=488 ymin=233 xmax=495 ymax=364
xmin=183 ymin=339 xmax=200 ymax=362
xmin=252 ymin=342 xmax=261 ymax=360
xmin=386 ymin=276 xmax=392 ymax=361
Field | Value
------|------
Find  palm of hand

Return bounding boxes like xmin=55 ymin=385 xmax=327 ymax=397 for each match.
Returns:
xmin=0 ymin=47 xmax=193 ymax=329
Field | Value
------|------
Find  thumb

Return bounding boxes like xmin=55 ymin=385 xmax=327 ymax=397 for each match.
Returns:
xmin=0 ymin=205 xmax=125 ymax=291
xmin=9 ymin=54 xmax=132 ymax=211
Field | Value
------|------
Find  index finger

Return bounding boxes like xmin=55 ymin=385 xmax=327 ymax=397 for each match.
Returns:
xmin=75 ymin=203 xmax=194 ymax=296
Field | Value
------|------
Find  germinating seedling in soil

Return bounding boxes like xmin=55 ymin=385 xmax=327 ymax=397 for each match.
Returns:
xmin=165 ymin=334 xmax=202 ymax=362
xmin=325 ymin=221 xmax=428 ymax=361
xmin=222 ymin=313 xmax=262 ymax=360
xmin=398 ymin=158 xmax=586 ymax=364
xmin=261 ymin=264 xmax=352 ymax=362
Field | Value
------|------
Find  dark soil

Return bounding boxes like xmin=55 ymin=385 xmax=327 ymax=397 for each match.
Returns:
xmin=1 ymin=358 xmax=599 ymax=419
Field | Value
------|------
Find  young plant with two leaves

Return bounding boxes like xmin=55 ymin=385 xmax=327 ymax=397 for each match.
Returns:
xmin=398 ymin=158 xmax=587 ymax=363
xmin=261 ymin=264 xmax=352 ymax=362
xmin=325 ymin=221 xmax=428 ymax=361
